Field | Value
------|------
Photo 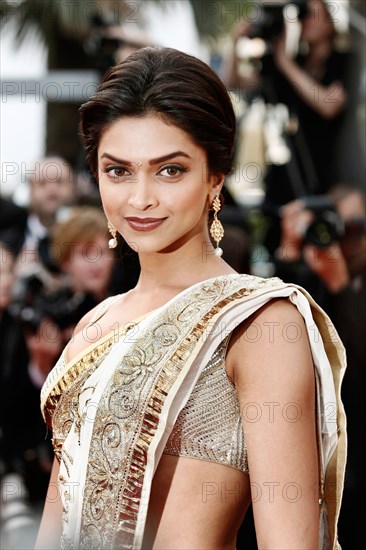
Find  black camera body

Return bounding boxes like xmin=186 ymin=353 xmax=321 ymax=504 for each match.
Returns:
xmin=10 ymin=274 xmax=96 ymax=334
xmin=249 ymin=0 xmax=308 ymax=41
xmin=301 ymin=196 xmax=345 ymax=248
xmin=301 ymin=200 xmax=366 ymax=251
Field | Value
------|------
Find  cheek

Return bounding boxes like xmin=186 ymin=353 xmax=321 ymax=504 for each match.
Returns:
xmin=78 ymin=259 xmax=91 ymax=273
xmin=100 ymin=261 xmax=114 ymax=279
xmin=175 ymin=172 xmax=209 ymax=205
xmin=99 ymin=182 xmax=122 ymax=215
xmin=103 ymin=253 xmax=114 ymax=268
xmin=179 ymin=185 xmax=209 ymax=216
xmin=59 ymin=185 xmax=70 ymax=199
xmin=63 ymin=256 xmax=85 ymax=277
xmin=31 ymin=187 xmax=42 ymax=200
xmin=0 ymin=271 xmax=14 ymax=286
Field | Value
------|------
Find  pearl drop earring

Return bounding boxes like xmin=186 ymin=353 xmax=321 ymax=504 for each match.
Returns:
xmin=108 ymin=221 xmax=118 ymax=249
xmin=209 ymin=196 xmax=224 ymax=257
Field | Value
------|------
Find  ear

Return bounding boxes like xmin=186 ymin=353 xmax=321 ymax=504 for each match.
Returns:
xmin=208 ymin=173 xmax=225 ymax=202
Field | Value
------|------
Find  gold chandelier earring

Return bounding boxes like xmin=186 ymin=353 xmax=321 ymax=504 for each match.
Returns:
xmin=209 ymin=195 xmax=224 ymax=257
xmin=108 ymin=221 xmax=118 ymax=249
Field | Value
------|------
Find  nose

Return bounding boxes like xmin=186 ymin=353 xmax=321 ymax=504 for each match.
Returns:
xmin=128 ymin=177 xmax=158 ymax=211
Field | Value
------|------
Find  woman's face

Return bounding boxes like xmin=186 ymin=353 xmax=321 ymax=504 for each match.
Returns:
xmin=337 ymin=192 xmax=366 ymax=278
xmin=62 ymin=235 xmax=114 ymax=297
xmin=301 ymin=0 xmax=334 ymax=45
xmin=97 ymin=115 xmax=222 ymax=256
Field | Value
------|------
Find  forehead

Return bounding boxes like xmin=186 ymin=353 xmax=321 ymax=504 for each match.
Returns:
xmin=0 ymin=252 xmax=14 ymax=269
xmin=98 ymin=115 xmax=204 ymax=161
xmin=338 ymin=192 xmax=366 ymax=219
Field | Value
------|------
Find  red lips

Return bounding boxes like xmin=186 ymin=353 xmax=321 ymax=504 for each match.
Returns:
xmin=125 ymin=217 xmax=166 ymax=231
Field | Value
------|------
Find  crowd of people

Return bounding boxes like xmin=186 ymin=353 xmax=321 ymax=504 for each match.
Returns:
xmin=0 ymin=161 xmax=123 ymax=547
xmin=223 ymin=1 xmax=365 ymax=546
xmin=0 ymin=1 xmax=365 ymax=548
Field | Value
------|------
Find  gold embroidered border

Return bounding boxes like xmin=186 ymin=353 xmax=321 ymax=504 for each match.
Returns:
xmin=113 ymin=285 xmax=258 ymax=547
xmin=43 ymin=336 xmax=116 ymax=428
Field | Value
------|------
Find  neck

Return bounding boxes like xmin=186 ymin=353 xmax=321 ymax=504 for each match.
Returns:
xmin=70 ymin=284 xmax=107 ymax=303
xmin=135 ymin=234 xmax=235 ymax=295
xmin=94 ymin=289 xmax=108 ymax=301
xmin=33 ymin=211 xmax=56 ymax=229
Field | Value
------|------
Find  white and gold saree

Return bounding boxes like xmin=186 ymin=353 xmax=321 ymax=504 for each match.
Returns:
xmin=41 ymin=274 xmax=346 ymax=549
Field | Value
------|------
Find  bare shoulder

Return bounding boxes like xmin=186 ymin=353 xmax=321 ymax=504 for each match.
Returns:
xmin=234 ymin=296 xmax=305 ymax=333
xmin=227 ymin=297 xmax=308 ymax=355
xmin=226 ymin=297 xmax=313 ymax=391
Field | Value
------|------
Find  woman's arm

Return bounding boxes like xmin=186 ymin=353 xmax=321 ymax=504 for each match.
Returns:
xmin=34 ymin=457 xmax=63 ymax=549
xmin=226 ymin=298 xmax=320 ymax=549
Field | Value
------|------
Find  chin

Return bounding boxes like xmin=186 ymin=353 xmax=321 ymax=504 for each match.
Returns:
xmin=123 ymin=236 xmax=169 ymax=255
xmin=81 ymin=282 xmax=104 ymax=295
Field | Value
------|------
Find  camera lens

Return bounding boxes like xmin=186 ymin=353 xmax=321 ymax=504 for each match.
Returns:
xmin=304 ymin=211 xmax=343 ymax=248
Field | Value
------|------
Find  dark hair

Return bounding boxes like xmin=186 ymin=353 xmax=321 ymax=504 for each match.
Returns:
xmin=79 ymin=47 xmax=236 ymax=179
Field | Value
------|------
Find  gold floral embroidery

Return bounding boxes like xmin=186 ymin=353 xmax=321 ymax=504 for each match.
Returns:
xmin=50 ymin=338 xmax=116 ymax=468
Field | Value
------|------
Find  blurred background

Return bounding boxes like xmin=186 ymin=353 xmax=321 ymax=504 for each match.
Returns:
xmin=0 ymin=1 xmax=365 ymax=548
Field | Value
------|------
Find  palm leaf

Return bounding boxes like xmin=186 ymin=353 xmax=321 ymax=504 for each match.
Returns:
xmin=0 ymin=0 xmax=113 ymax=46
xmin=1 ymin=0 xmax=250 ymax=50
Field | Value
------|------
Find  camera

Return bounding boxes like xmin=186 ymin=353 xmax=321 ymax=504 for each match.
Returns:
xmin=10 ymin=273 xmax=96 ymax=334
xmin=301 ymin=196 xmax=345 ymax=248
xmin=249 ymin=0 xmax=308 ymax=42
xmin=86 ymin=14 xmax=150 ymax=76
xmin=292 ymin=196 xmax=366 ymax=250
xmin=236 ymin=0 xmax=308 ymax=63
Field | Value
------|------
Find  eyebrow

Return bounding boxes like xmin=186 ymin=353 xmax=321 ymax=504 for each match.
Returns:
xmin=100 ymin=151 xmax=191 ymax=166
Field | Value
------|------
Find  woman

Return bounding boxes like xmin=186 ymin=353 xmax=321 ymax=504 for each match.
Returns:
xmin=36 ymin=47 xmax=346 ymax=549
xmin=51 ymin=206 xmax=116 ymax=304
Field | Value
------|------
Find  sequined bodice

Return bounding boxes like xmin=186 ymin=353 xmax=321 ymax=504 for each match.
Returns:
xmin=164 ymin=336 xmax=248 ymax=473
xmin=49 ymin=333 xmax=248 ymax=476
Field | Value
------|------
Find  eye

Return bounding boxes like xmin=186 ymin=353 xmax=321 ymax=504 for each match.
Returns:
xmin=158 ymin=164 xmax=187 ymax=178
xmin=103 ymin=165 xmax=129 ymax=179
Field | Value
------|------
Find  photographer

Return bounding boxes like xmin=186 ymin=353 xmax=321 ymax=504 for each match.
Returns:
xmin=276 ymin=195 xmax=349 ymax=297
xmin=267 ymin=0 xmax=365 ymax=303
xmin=269 ymin=0 xmax=363 ymax=194
xmin=223 ymin=0 xmax=364 ymax=244
xmin=277 ymin=186 xmax=366 ymax=292
xmin=279 ymin=185 xmax=366 ymax=548
xmin=0 ymin=242 xmax=52 ymax=549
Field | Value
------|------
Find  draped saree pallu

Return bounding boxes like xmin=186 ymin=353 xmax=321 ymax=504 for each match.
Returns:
xmin=40 ymin=274 xmax=347 ymax=550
